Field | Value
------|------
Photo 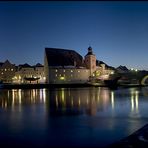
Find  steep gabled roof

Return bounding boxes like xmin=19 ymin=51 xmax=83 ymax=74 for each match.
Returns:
xmin=18 ymin=63 xmax=31 ymax=68
xmin=45 ymin=48 xmax=83 ymax=67
xmin=116 ymin=65 xmax=129 ymax=71
xmin=35 ymin=63 xmax=43 ymax=67
xmin=1 ymin=60 xmax=15 ymax=67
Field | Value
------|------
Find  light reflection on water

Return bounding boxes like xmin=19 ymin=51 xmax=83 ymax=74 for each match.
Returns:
xmin=0 ymin=87 xmax=148 ymax=147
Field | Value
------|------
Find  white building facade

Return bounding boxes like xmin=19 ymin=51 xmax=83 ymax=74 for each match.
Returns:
xmin=13 ymin=63 xmax=45 ymax=84
xmin=44 ymin=47 xmax=114 ymax=84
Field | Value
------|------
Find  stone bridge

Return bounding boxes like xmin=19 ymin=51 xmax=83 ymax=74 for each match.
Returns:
xmin=119 ymin=71 xmax=148 ymax=85
xmin=140 ymin=75 xmax=148 ymax=85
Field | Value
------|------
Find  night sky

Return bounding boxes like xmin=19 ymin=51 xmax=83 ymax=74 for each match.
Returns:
xmin=1 ymin=1 xmax=148 ymax=70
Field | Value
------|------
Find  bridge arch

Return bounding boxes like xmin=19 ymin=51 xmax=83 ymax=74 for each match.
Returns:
xmin=141 ymin=75 xmax=148 ymax=85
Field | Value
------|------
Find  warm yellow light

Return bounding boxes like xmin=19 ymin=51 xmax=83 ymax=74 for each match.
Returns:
xmin=111 ymin=91 xmax=114 ymax=109
xmin=111 ymin=71 xmax=114 ymax=74
xmin=12 ymin=76 xmax=17 ymax=80
xmin=60 ymin=76 xmax=65 ymax=80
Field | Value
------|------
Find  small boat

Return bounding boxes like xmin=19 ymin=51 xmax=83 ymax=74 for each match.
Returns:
xmin=87 ymin=75 xmax=121 ymax=88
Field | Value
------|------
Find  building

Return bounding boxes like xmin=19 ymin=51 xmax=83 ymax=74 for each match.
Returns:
xmin=0 ymin=60 xmax=16 ymax=83
xmin=44 ymin=47 xmax=90 ymax=84
xmin=44 ymin=47 xmax=114 ymax=84
xmin=13 ymin=63 xmax=45 ymax=84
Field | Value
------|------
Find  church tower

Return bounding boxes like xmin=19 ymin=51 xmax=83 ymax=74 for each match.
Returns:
xmin=84 ymin=46 xmax=96 ymax=75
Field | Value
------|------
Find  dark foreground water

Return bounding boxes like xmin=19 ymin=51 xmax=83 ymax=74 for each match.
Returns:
xmin=0 ymin=87 xmax=148 ymax=147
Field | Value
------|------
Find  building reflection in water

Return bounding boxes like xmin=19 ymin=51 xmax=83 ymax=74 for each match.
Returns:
xmin=0 ymin=87 xmax=145 ymax=117
xmin=47 ymin=87 xmax=112 ymax=116
xmin=111 ymin=91 xmax=115 ymax=110
xmin=129 ymin=88 xmax=140 ymax=117
xmin=0 ymin=89 xmax=47 ymax=108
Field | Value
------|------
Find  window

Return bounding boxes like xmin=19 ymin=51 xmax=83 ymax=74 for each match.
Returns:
xmin=11 ymin=69 xmax=13 ymax=71
xmin=71 ymin=70 xmax=73 ymax=72
xmin=5 ymin=69 xmax=7 ymax=71
xmin=55 ymin=69 xmax=58 ymax=72
xmin=63 ymin=70 xmax=65 ymax=72
xmin=78 ymin=70 xmax=80 ymax=73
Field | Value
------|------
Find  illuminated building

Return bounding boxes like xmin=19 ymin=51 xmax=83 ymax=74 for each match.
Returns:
xmin=44 ymin=47 xmax=114 ymax=84
xmin=0 ymin=60 xmax=16 ymax=83
xmin=14 ymin=63 xmax=45 ymax=84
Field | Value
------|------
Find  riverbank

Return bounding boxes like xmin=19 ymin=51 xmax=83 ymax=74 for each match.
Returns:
xmin=0 ymin=83 xmax=93 ymax=89
xmin=0 ymin=83 xmax=147 ymax=89
xmin=106 ymin=124 xmax=148 ymax=148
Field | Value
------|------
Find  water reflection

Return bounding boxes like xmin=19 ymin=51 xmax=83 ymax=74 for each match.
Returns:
xmin=45 ymin=87 xmax=148 ymax=118
xmin=0 ymin=89 xmax=46 ymax=108
xmin=0 ymin=87 xmax=147 ymax=117
xmin=129 ymin=89 xmax=140 ymax=118
xmin=111 ymin=91 xmax=115 ymax=110
xmin=0 ymin=87 xmax=148 ymax=147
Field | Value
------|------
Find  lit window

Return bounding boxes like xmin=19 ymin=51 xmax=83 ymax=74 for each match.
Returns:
xmin=60 ymin=76 xmax=65 ymax=80
xmin=63 ymin=70 xmax=65 ymax=72
xmin=78 ymin=70 xmax=80 ymax=73
xmin=71 ymin=70 xmax=73 ymax=72
xmin=1 ymin=72 xmax=3 ymax=75
xmin=55 ymin=69 xmax=58 ymax=72
xmin=5 ymin=69 xmax=7 ymax=71
xmin=59 ymin=74 xmax=61 ymax=76
xmin=11 ymin=69 xmax=13 ymax=71
xmin=55 ymin=74 xmax=57 ymax=77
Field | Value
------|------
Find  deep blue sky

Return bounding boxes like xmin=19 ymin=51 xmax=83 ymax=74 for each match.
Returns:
xmin=0 ymin=1 xmax=148 ymax=70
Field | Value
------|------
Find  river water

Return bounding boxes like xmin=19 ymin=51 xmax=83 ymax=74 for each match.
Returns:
xmin=0 ymin=87 xmax=148 ymax=147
